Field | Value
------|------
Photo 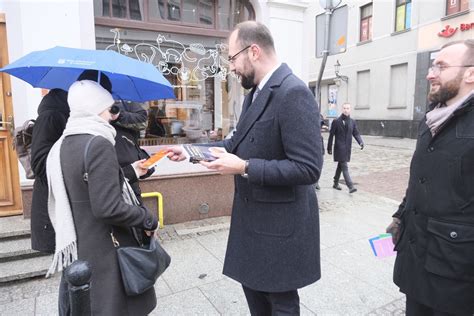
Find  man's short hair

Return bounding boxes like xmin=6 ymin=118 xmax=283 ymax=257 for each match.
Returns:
xmin=441 ymin=39 xmax=474 ymax=66
xmin=233 ymin=21 xmax=275 ymax=54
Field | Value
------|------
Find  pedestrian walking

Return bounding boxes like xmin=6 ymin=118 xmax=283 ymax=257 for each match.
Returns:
xmin=327 ymin=102 xmax=364 ymax=193
xmin=386 ymin=39 xmax=474 ymax=315
xmin=30 ymin=89 xmax=69 ymax=254
xmin=200 ymin=21 xmax=323 ymax=315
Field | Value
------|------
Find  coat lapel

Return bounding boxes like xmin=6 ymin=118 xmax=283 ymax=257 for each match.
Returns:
xmin=230 ymin=64 xmax=292 ymax=153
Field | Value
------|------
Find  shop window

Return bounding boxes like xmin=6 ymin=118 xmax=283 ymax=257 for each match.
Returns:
xmin=99 ymin=0 xmax=144 ymax=20
xmin=446 ymin=0 xmax=469 ymax=16
xmin=395 ymin=0 xmax=411 ymax=32
xmin=218 ymin=0 xmax=254 ymax=30
xmin=149 ymin=0 xmax=215 ymax=25
xmin=360 ymin=3 xmax=373 ymax=42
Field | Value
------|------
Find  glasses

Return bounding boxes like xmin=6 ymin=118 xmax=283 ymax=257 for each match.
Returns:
xmin=428 ymin=64 xmax=474 ymax=76
xmin=228 ymin=45 xmax=251 ymax=63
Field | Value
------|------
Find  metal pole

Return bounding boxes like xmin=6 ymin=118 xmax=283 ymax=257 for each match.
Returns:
xmin=316 ymin=3 xmax=333 ymax=111
xmin=65 ymin=260 xmax=92 ymax=316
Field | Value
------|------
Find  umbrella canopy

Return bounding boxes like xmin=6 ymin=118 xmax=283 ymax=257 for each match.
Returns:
xmin=0 ymin=46 xmax=175 ymax=102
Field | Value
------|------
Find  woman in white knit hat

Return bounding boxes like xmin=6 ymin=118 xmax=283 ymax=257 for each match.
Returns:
xmin=45 ymin=80 xmax=183 ymax=315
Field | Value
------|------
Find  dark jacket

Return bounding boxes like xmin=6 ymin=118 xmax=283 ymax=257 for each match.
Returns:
xmin=327 ymin=114 xmax=363 ymax=162
xmin=112 ymin=101 xmax=153 ymax=201
xmin=220 ymin=64 xmax=323 ymax=292
xmin=30 ymin=89 xmax=69 ymax=253
xmin=61 ymin=135 xmax=158 ymax=316
xmin=393 ymin=94 xmax=474 ymax=314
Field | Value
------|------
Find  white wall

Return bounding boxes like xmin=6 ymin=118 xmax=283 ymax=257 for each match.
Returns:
xmin=0 ymin=0 xmax=96 ymax=182
xmin=0 ymin=0 xmax=96 ymax=126
xmin=252 ymin=0 xmax=310 ymax=82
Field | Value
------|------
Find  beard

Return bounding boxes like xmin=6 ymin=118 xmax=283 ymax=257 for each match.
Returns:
xmin=428 ymin=72 xmax=463 ymax=105
xmin=240 ymin=70 xmax=256 ymax=90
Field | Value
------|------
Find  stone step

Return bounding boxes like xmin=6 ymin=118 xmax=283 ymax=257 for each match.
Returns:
xmin=0 ymin=236 xmax=46 ymax=262
xmin=0 ymin=216 xmax=31 ymax=239
xmin=0 ymin=255 xmax=52 ymax=283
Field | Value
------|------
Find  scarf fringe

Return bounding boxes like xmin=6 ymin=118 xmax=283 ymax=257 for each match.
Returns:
xmin=46 ymin=241 xmax=78 ymax=278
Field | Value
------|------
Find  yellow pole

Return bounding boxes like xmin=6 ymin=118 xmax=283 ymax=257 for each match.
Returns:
xmin=141 ymin=192 xmax=164 ymax=228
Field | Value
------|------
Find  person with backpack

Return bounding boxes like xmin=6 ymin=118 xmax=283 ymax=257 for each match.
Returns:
xmin=30 ymin=88 xmax=69 ymax=254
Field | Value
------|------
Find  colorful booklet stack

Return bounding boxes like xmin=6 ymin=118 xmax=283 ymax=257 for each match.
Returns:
xmin=368 ymin=233 xmax=396 ymax=258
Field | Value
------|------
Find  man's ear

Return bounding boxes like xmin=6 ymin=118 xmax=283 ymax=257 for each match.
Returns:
xmin=250 ymin=44 xmax=261 ymax=62
xmin=465 ymin=67 xmax=474 ymax=84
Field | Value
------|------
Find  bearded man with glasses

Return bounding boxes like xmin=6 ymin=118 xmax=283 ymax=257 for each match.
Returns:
xmin=387 ymin=39 xmax=474 ymax=315
xmin=200 ymin=21 xmax=322 ymax=315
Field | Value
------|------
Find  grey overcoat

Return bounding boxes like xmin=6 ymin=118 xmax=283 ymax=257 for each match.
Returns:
xmin=221 ymin=64 xmax=323 ymax=292
xmin=60 ymin=134 xmax=158 ymax=316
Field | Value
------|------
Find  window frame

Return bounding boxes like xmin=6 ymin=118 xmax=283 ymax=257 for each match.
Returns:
xmin=95 ymin=0 xmax=255 ymax=37
xmin=359 ymin=3 xmax=373 ymax=42
xmin=394 ymin=0 xmax=411 ymax=32
xmin=445 ymin=0 xmax=470 ymax=16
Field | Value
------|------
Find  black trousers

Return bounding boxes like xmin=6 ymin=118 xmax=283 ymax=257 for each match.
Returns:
xmin=406 ymin=296 xmax=471 ymax=316
xmin=242 ymin=285 xmax=300 ymax=316
xmin=334 ymin=161 xmax=354 ymax=188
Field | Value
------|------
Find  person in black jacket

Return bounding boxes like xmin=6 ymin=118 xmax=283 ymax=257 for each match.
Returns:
xmin=387 ymin=39 xmax=474 ymax=315
xmin=111 ymin=100 xmax=154 ymax=202
xmin=30 ymin=89 xmax=69 ymax=254
xmin=327 ymin=103 xmax=363 ymax=193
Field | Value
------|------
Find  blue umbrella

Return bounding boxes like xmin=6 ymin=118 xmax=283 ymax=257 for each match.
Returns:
xmin=0 ymin=46 xmax=175 ymax=102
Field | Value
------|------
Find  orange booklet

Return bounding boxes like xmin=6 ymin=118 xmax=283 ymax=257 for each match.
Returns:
xmin=142 ymin=149 xmax=168 ymax=168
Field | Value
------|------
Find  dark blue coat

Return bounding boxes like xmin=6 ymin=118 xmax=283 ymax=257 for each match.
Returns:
xmin=221 ymin=64 xmax=323 ymax=292
xmin=327 ymin=115 xmax=363 ymax=162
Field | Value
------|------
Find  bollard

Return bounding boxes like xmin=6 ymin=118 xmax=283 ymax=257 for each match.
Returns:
xmin=65 ymin=260 xmax=92 ymax=316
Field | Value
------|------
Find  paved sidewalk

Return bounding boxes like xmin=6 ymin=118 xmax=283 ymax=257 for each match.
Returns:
xmin=0 ymin=136 xmax=416 ymax=315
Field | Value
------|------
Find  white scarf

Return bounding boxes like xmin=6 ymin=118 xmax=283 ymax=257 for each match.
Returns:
xmin=46 ymin=110 xmax=116 ymax=277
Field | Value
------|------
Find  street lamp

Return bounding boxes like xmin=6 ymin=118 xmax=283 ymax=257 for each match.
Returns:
xmin=334 ymin=60 xmax=348 ymax=82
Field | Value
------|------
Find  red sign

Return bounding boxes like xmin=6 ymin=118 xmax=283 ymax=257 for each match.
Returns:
xmin=438 ymin=22 xmax=473 ymax=38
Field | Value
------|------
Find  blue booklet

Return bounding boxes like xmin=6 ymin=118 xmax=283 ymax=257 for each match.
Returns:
xmin=183 ymin=145 xmax=218 ymax=163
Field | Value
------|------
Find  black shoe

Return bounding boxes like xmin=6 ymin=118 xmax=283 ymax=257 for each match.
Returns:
xmin=349 ymin=187 xmax=357 ymax=193
xmin=314 ymin=183 xmax=320 ymax=190
xmin=333 ymin=183 xmax=342 ymax=190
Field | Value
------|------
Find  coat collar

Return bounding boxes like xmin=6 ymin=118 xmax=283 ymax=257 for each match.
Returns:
xmin=230 ymin=64 xmax=292 ymax=153
xmin=421 ymin=92 xmax=474 ymax=137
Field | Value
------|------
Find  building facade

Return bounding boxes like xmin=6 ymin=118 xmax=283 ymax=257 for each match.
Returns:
xmin=0 ymin=0 xmax=313 ymax=218
xmin=309 ymin=0 xmax=473 ymax=138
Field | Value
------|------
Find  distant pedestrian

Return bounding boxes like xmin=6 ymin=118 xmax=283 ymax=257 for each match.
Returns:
xmin=387 ymin=39 xmax=474 ymax=315
xmin=30 ymin=89 xmax=69 ymax=254
xmin=327 ymin=102 xmax=363 ymax=193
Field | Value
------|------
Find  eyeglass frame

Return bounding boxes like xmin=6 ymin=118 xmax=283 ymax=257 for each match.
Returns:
xmin=228 ymin=45 xmax=252 ymax=63
xmin=428 ymin=64 xmax=474 ymax=76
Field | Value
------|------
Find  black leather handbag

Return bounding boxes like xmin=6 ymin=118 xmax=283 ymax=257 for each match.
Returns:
xmin=111 ymin=230 xmax=171 ymax=296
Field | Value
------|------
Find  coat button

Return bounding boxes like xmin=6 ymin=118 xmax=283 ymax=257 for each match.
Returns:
xmin=427 ymin=147 xmax=434 ymax=152
xmin=450 ymin=231 xmax=458 ymax=239
xmin=244 ymin=198 xmax=249 ymax=202
xmin=419 ymin=177 xmax=426 ymax=184
xmin=249 ymin=137 xmax=254 ymax=142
